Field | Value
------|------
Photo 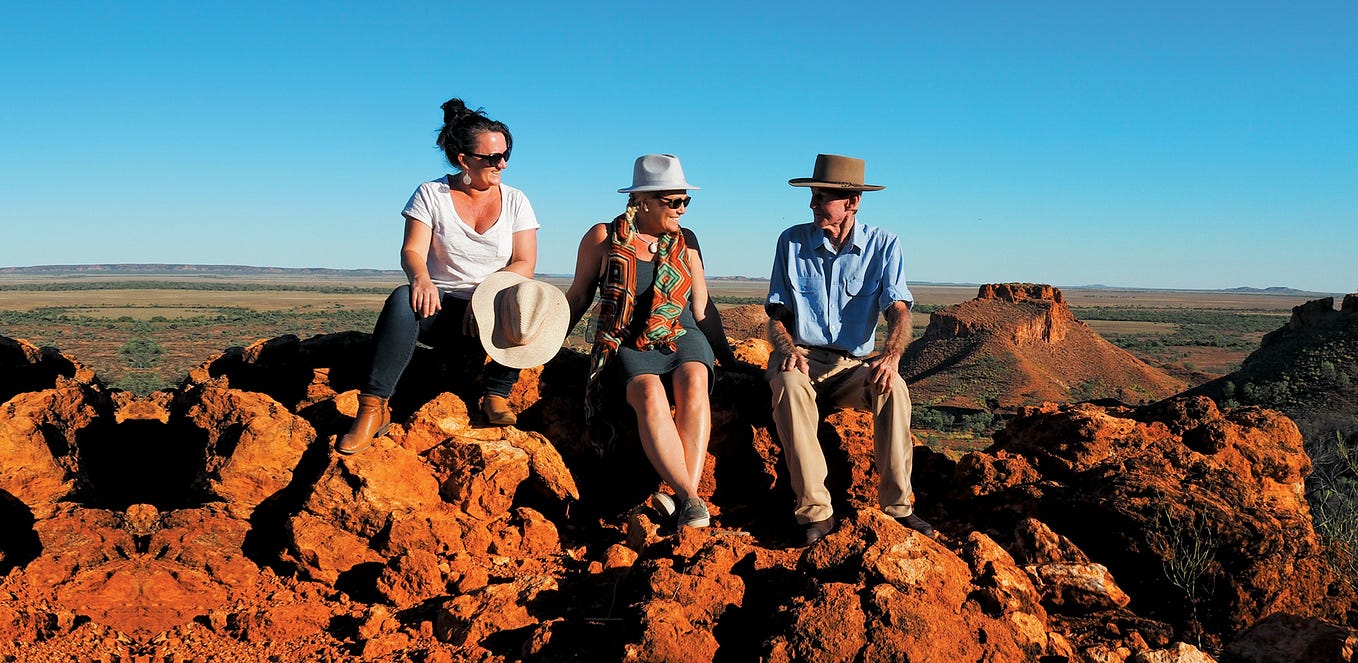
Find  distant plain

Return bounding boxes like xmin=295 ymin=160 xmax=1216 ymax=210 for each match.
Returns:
xmin=0 ymin=271 xmax=1317 ymax=395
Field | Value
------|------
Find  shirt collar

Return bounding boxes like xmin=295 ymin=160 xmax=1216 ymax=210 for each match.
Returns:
xmin=817 ymin=221 xmax=866 ymax=255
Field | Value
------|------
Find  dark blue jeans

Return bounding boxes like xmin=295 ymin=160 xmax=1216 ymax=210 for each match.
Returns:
xmin=363 ymin=285 xmax=520 ymax=399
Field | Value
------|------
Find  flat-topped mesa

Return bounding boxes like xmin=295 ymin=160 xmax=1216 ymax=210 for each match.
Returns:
xmin=904 ymin=283 xmax=1183 ymax=408
xmin=976 ymin=283 xmax=1065 ymax=305
xmin=923 ymin=283 xmax=1075 ymax=346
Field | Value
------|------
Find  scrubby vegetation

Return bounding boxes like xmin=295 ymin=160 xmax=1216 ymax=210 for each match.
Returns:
xmin=1152 ymin=498 xmax=1218 ymax=644
xmin=912 ymin=407 xmax=996 ymax=433
xmin=1075 ymin=307 xmax=1284 ymax=352
xmin=1305 ymin=428 xmax=1358 ymax=591
xmin=0 ymin=281 xmax=394 ymax=294
xmin=1 ymin=306 xmax=380 ymax=393
xmin=711 ymin=296 xmax=765 ymax=306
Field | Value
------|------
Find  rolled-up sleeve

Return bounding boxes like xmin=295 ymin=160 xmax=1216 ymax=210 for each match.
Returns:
xmin=766 ymin=229 xmax=793 ymax=310
xmin=877 ymin=234 xmax=913 ymax=312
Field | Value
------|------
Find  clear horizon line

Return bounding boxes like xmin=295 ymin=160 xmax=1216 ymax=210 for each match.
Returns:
xmin=0 ymin=263 xmax=1347 ymax=296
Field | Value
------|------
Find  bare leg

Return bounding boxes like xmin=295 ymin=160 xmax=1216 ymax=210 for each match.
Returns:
xmin=671 ymin=362 xmax=711 ymax=491
xmin=626 ymin=374 xmax=698 ymax=499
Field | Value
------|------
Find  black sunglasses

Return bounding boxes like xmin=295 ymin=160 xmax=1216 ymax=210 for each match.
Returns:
xmin=654 ymin=196 xmax=692 ymax=210
xmin=468 ymin=151 xmax=510 ymax=166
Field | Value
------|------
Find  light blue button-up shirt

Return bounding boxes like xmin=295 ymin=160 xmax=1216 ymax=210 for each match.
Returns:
xmin=766 ymin=221 xmax=913 ymax=357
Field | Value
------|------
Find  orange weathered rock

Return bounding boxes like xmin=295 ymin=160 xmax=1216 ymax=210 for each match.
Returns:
xmin=401 ymin=392 xmax=579 ymax=504
xmin=0 ymin=336 xmax=97 ymax=405
xmin=185 ymin=385 xmax=316 ymax=519
xmin=720 ymin=304 xmax=770 ymax=344
xmin=433 ymin=574 xmax=557 ymax=649
xmin=376 ymin=549 xmax=446 ymax=608
xmin=110 ymin=391 xmax=172 ymax=424
xmin=953 ymin=396 xmax=1350 ymax=650
xmin=282 ymin=438 xmax=457 ymax=583
xmin=0 ymin=384 xmax=97 ymax=518
xmin=2 ymin=331 xmax=1353 ymax=660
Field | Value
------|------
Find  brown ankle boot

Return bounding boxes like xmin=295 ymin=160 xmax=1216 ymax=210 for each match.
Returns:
xmin=337 ymin=394 xmax=390 ymax=454
xmin=480 ymin=395 xmax=516 ymax=426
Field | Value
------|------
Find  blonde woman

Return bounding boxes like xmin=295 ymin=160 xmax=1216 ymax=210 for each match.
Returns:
xmin=564 ymin=154 xmax=739 ymax=528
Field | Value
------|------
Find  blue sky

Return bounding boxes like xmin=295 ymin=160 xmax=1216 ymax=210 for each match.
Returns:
xmin=1 ymin=1 xmax=1353 ymax=292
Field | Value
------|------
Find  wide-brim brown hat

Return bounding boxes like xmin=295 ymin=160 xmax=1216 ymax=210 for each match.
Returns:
xmin=470 ymin=272 xmax=570 ymax=369
xmin=788 ymin=154 xmax=885 ymax=191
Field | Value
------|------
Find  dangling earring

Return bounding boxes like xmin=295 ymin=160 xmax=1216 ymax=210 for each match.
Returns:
xmin=461 ymin=172 xmax=472 ymax=186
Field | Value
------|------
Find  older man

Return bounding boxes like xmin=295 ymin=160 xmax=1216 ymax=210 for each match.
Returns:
xmin=765 ymin=153 xmax=933 ymax=546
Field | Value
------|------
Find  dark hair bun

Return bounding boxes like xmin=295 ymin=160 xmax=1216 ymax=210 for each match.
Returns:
xmin=441 ymin=98 xmax=472 ymax=126
xmin=434 ymin=97 xmax=512 ymax=169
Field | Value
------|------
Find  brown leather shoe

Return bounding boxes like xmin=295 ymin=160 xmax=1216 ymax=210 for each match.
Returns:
xmin=480 ymin=395 xmax=516 ymax=426
xmin=337 ymin=394 xmax=390 ymax=455
xmin=895 ymin=513 xmax=937 ymax=538
xmin=802 ymin=516 xmax=836 ymax=546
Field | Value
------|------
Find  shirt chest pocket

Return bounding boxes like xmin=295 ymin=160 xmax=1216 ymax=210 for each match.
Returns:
xmin=844 ymin=272 xmax=881 ymax=298
xmin=794 ymin=276 xmax=824 ymax=305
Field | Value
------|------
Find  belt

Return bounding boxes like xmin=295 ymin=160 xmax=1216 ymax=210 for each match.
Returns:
xmin=797 ymin=345 xmax=860 ymax=360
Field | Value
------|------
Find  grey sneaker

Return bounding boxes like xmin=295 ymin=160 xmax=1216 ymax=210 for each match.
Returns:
xmin=650 ymin=492 xmax=677 ymax=519
xmin=677 ymin=497 xmax=710 ymax=528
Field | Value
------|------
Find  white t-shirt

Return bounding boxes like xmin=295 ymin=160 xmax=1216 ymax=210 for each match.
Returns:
xmin=401 ymin=177 xmax=540 ymax=298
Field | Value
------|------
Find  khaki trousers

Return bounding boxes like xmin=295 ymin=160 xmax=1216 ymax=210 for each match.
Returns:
xmin=767 ymin=346 xmax=915 ymax=525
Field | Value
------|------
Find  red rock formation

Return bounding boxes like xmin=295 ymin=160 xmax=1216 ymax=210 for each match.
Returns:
xmin=1 ymin=331 xmax=1353 ymax=661
xmin=1188 ymin=293 xmax=1358 ymax=429
xmin=186 ymin=381 xmax=317 ymax=519
xmin=0 ymin=388 xmax=87 ymax=518
xmin=950 ymin=396 xmax=1353 ymax=650
xmin=902 ymin=283 xmax=1186 ymax=408
xmin=0 ymin=336 xmax=98 ymax=405
xmin=719 ymin=303 xmax=770 ymax=343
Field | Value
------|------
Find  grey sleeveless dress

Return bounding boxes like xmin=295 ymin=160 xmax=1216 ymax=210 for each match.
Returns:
xmin=614 ymin=260 xmax=715 ymax=380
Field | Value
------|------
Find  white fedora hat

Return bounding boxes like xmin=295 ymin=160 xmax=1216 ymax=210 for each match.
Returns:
xmin=470 ymin=272 xmax=570 ymax=369
xmin=617 ymin=153 xmax=700 ymax=193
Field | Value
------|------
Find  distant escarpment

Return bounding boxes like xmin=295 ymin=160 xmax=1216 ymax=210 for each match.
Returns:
xmin=1187 ymin=294 xmax=1358 ymax=434
xmin=902 ymin=283 xmax=1186 ymax=409
xmin=1 ymin=332 xmax=1355 ymax=660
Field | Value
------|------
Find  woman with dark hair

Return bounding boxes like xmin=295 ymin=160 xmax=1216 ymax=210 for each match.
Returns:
xmin=338 ymin=98 xmax=541 ymax=454
xmin=564 ymin=154 xmax=742 ymax=528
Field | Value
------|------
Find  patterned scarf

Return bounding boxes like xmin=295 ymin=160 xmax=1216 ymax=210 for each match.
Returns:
xmin=585 ymin=213 xmax=693 ymax=426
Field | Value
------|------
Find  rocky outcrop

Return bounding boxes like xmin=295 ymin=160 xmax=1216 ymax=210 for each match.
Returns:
xmin=1221 ymin=612 xmax=1358 ymax=662
xmin=0 ymin=340 xmax=103 ymax=524
xmin=718 ymin=304 xmax=769 ymax=343
xmin=902 ymin=283 xmax=1186 ymax=408
xmin=1 ymin=331 xmax=1354 ymax=660
xmin=0 ymin=336 xmax=97 ymax=406
xmin=1187 ymin=294 xmax=1358 ymax=429
xmin=948 ymin=396 xmax=1351 ymax=650
xmin=186 ymin=382 xmax=316 ymax=519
